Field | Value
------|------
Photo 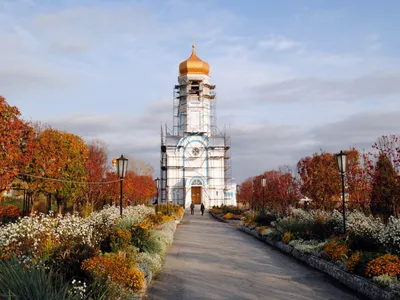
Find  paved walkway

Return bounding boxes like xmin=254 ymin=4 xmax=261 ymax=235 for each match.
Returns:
xmin=147 ymin=210 xmax=362 ymax=300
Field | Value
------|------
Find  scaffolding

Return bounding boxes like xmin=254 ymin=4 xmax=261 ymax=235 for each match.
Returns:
xmin=161 ymin=77 xmax=232 ymax=207
xmin=172 ymin=80 xmax=217 ymax=137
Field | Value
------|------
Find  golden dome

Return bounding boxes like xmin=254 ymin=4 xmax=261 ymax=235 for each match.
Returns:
xmin=179 ymin=45 xmax=210 ymax=76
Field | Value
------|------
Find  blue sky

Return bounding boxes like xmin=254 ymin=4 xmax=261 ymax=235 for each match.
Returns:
xmin=1 ymin=0 xmax=400 ymax=182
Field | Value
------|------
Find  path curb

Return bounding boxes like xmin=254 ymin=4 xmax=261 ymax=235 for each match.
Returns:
xmin=238 ymin=225 xmax=396 ymax=300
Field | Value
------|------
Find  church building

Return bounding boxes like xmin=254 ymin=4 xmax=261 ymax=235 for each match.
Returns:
xmin=160 ymin=45 xmax=236 ymax=209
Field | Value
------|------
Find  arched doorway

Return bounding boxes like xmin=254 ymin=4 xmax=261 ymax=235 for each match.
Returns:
xmin=191 ymin=178 xmax=203 ymax=205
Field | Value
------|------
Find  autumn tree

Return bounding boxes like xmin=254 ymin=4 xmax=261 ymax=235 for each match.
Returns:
xmin=237 ymin=178 xmax=254 ymax=208
xmin=345 ymin=148 xmax=372 ymax=212
xmin=24 ymin=128 xmax=88 ymax=214
xmin=55 ymin=132 xmax=88 ymax=214
xmin=370 ymin=153 xmax=398 ymax=221
xmin=19 ymin=121 xmax=52 ymax=212
xmin=372 ymin=135 xmax=400 ymax=173
xmin=0 ymin=96 xmax=34 ymax=195
xmin=239 ymin=168 xmax=299 ymax=215
xmin=124 ymin=171 xmax=155 ymax=205
xmin=370 ymin=135 xmax=400 ymax=217
xmin=86 ymin=140 xmax=109 ymax=210
xmin=297 ymin=152 xmax=341 ymax=210
xmin=128 ymin=157 xmax=153 ymax=176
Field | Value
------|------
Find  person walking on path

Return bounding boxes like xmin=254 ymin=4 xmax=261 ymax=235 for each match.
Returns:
xmin=200 ymin=203 xmax=205 ymax=215
xmin=190 ymin=203 xmax=195 ymax=215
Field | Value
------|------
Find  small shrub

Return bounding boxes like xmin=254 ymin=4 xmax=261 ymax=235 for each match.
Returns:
xmin=0 ymin=204 xmax=22 ymax=222
xmin=282 ymin=232 xmax=291 ymax=244
xmin=223 ymin=213 xmax=233 ymax=219
xmin=156 ymin=203 xmax=183 ymax=217
xmin=223 ymin=213 xmax=241 ymax=220
xmin=211 ymin=208 xmax=223 ymax=214
xmin=110 ymin=227 xmax=131 ymax=252
xmin=137 ymin=252 xmax=162 ymax=276
xmin=254 ymin=213 xmax=276 ymax=226
xmin=130 ymin=221 xmax=152 ymax=252
xmin=161 ymin=215 xmax=175 ymax=223
xmin=257 ymin=226 xmax=268 ymax=233
xmin=365 ymin=254 xmax=400 ymax=278
xmin=354 ymin=251 xmax=383 ymax=277
xmin=48 ymin=242 xmax=98 ymax=281
xmin=82 ymin=253 xmax=145 ymax=293
xmin=323 ymin=240 xmax=349 ymax=263
xmin=144 ymin=213 xmax=162 ymax=227
xmin=347 ymin=251 xmax=361 ymax=273
xmin=372 ymin=274 xmax=398 ymax=288
xmin=221 ymin=205 xmax=242 ymax=215
xmin=349 ymin=234 xmax=382 ymax=253
xmin=289 ymin=239 xmax=326 ymax=255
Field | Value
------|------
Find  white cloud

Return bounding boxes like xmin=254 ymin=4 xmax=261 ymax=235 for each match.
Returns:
xmin=251 ymin=72 xmax=400 ymax=104
xmin=2 ymin=1 xmax=399 ymax=182
xmin=258 ymin=34 xmax=302 ymax=51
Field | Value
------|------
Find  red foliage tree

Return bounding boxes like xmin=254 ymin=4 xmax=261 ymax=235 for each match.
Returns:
xmin=86 ymin=140 xmax=109 ymax=209
xmin=237 ymin=178 xmax=254 ymax=208
xmin=123 ymin=171 xmax=155 ymax=205
xmin=297 ymin=152 xmax=341 ymax=210
xmin=0 ymin=96 xmax=34 ymax=195
xmin=345 ymin=148 xmax=372 ymax=212
xmin=370 ymin=153 xmax=398 ymax=220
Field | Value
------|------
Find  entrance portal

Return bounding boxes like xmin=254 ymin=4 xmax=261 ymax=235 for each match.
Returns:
xmin=191 ymin=186 xmax=201 ymax=204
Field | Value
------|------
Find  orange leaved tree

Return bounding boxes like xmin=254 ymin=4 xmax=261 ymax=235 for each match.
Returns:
xmin=0 ymin=96 xmax=34 ymax=196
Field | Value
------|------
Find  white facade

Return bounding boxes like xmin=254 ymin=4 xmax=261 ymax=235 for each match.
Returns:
xmin=160 ymin=48 xmax=236 ymax=209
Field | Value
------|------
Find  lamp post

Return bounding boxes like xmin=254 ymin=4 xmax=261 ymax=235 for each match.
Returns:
xmin=116 ymin=155 xmax=128 ymax=217
xmin=336 ymin=150 xmax=347 ymax=234
xmin=261 ymin=177 xmax=266 ymax=215
xmin=154 ymin=177 xmax=160 ymax=213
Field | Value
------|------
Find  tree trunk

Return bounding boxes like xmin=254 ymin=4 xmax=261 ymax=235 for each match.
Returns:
xmin=56 ymin=196 xmax=63 ymax=215
xmin=29 ymin=192 xmax=35 ymax=214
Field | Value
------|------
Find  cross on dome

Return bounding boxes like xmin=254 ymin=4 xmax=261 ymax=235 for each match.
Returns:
xmin=179 ymin=44 xmax=210 ymax=76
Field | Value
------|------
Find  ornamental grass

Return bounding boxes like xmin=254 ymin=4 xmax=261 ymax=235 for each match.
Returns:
xmin=365 ymin=254 xmax=400 ymax=278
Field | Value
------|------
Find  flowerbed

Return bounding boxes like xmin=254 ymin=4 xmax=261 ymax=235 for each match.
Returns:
xmin=0 ymin=203 xmax=184 ymax=299
xmin=211 ymin=205 xmax=243 ymax=221
xmin=212 ymin=206 xmax=400 ymax=299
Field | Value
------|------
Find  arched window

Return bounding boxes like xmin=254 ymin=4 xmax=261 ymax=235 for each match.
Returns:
xmin=191 ymin=179 xmax=203 ymax=186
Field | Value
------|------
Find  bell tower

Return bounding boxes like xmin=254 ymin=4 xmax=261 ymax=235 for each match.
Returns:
xmin=176 ymin=45 xmax=215 ymax=136
xmin=160 ymin=45 xmax=235 ymax=209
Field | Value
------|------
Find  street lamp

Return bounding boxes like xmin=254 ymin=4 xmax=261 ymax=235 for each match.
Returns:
xmin=336 ymin=150 xmax=347 ymax=234
xmin=154 ymin=177 xmax=160 ymax=213
xmin=261 ymin=177 xmax=266 ymax=215
xmin=236 ymin=184 xmax=241 ymax=195
xmin=116 ymin=155 xmax=128 ymax=216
